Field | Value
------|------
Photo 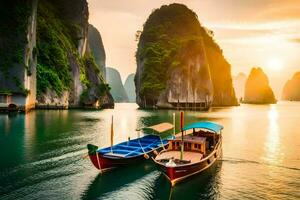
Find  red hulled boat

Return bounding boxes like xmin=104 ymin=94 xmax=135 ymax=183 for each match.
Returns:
xmin=87 ymin=122 xmax=175 ymax=172
xmin=153 ymin=121 xmax=223 ymax=186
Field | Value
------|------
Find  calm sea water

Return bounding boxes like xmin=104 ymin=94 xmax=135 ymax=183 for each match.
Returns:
xmin=0 ymin=102 xmax=299 ymax=200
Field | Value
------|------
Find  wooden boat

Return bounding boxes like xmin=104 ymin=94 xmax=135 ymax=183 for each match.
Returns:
xmin=153 ymin=121 xmax=223 ymax=186
xmin=87 ymin=122 xmax=175 ymax=172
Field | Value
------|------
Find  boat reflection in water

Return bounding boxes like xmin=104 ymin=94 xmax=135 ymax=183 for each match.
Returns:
xmin=82 ymin=161 xmax=160 ymax=200
xmin=82 ymin=158 xmax=223 ymax=200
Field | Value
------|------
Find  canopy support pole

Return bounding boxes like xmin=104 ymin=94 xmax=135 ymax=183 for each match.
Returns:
xmin=173 ymin=113 xmax=176 ymax=136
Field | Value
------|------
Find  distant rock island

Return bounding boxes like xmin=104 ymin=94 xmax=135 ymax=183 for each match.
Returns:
xmin=244 ymin=67 xmax=276 ymax=104
xmin=135 ymin=3 xmax=237 ymax=109
xmin=124 ymin=74 xmax=136 ymax=102
xmin=233 ymin=73 xmax=247 ymax=102
xmin=282 ymin=72 xmax=300 ymax=101
xmin=106 ymin=68 xmax=129 ymax=102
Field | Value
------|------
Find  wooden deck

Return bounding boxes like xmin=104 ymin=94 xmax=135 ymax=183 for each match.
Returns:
xmin=156 ymin=151 xmax=203 ymax=163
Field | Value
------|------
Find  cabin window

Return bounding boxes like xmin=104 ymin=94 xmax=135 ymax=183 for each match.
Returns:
xmin=194 ymin=144 xmax=201 ymax=150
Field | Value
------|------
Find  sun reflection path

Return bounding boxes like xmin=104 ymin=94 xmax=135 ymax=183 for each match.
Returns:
xmin=264 ymin=105 xmax=282 ymax=165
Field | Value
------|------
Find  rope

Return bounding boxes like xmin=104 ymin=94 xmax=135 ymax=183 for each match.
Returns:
xmin=159 ymin=136 xmax=166 ymax=150
xmin=96 ymin=151 xmax=103 ymax=174
xmin=138 ymin=139 xmax=149 ymax=159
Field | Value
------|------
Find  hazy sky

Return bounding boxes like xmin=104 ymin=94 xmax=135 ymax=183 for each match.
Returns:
xmin=88 ymin=0 xmax=300 ymax=97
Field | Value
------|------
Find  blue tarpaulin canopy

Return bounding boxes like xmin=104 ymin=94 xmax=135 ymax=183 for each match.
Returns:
xmin=182 ymin=121 xmax=223 ymax=133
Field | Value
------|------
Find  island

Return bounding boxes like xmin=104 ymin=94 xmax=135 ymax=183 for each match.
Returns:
xmin=282 ymin=72 xmax=300 ymax=101
xmin=244 ymin=67 xmax=276 ymax=104
xmin=135 ymin=3 xmax=237 ymax=109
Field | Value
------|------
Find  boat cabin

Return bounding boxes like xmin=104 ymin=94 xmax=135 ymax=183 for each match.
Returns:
xmin=170 ymin=121 xmax=223 ymax=156
xmin=153 ymin=121 xmax=224 ymax=186
xmin=168 ymin=135 xmax=207 ymax=155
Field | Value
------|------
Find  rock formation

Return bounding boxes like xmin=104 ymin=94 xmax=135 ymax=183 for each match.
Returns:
xmin=87 ymin=24 xmax=106 ymax=80
xmin=0 ymin=0 xmax=114 ymax=110
xmin=135 ymin=3 xmax=237 ymax=109
xmin=106 ymin=68 xmax=129 ymax=102
xmin=282 ymin=72 xmax=300 ymax=101
xmin=124 ymin=73 xmax=136 ymax=103
xmin=244 ymin=67 xmax=276 ymax=104
xmin=0 ymin=0 xmax=38 ymax=111
xmin=35 ymin=0 xmax=114 ymax=108
xmin=233 ymin=72 xmax=247 ymax=102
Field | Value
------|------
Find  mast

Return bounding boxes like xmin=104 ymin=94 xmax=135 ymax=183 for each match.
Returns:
xmin=180 ymin=111 xmax=184 ymax=160
xmin=173 ymin=113 xmax=176 ymax=136
xmin=110 ymin=115 xmax=114 ymax=153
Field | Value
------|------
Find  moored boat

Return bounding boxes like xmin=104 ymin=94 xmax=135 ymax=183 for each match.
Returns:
xmin=87 ymin=122 xmax=175 ymax=172
xmin=153 ymin=121 xmax=223 ymax=186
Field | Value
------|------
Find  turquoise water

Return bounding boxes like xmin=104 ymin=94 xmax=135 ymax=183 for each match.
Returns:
xmin=0 ymin=103 xmax=299 ymax=199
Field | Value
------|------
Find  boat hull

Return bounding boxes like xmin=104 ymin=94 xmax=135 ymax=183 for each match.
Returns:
xmin=88 ymin=146 xmax=165 ymax=172
xmin=154 ymin=141 xmax=222 ymax=186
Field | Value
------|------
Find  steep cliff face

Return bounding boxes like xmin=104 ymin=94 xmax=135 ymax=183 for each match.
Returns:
xmin=124 ymin=73 xmax=136 ymax=103
xmin=244 ymin=67 xmax=276 ymax=104
xmin=0 ymin=0 xmax=37 ymax=111
xmin=36 ymin=0 xmax=113 ymax=108
xmin=106 ymin=68 xmax=129 ymax=102
xmin=135 ymin=3 xmax=237 ymax=108
xmin=233 ymin=72 xmax=247 ymax=101
xmin=282 ymin=72 xmax=300 ymax=101
xmin=87 ymin=24 xmax=106 ymax=80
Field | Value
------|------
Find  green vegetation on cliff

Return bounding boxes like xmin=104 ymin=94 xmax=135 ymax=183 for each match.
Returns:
xmin=0 ymin=1 xmax=31 ymax=94
xmin=137 ymin=4 xmax=205 ymax=99
xmin=37 ymin=1 xmax=77 ymax=96
xmin=88 ymin=24 xmax=106 ymax=76
xmin=136 ymin=3 xmax=237 ymax=106
xmin=36 ymin=1 xmax=104 ymax=98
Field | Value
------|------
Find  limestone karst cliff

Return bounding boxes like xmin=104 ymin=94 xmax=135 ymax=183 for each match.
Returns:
xmin=135 ymin=3 xmax=237 ymax=109
xmin=0 ymin=0 xmax=38 ymax=111
xmin=244 ymin=67 xmax=276 ymax=104
xmin=124 ymin=74 xmax=136 ymax=103
xmin=87 ymin=24 xmax=106 ymax=80
xmin=0 ymin=0 xmax=114 ymax=110
xmin=282 ymin=72 xmax=300 ymax=101
xmin=106 ymin=68 xmax=129 ymax=102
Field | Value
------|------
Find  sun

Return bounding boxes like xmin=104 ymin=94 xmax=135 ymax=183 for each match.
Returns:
xmin=266 ymin=57 xmax=283 ymax=71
